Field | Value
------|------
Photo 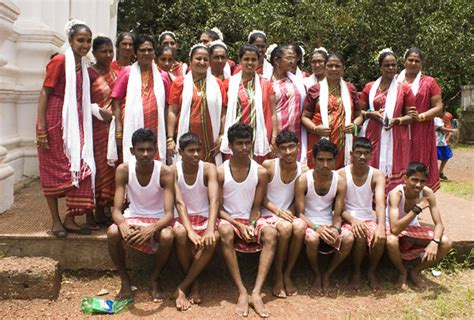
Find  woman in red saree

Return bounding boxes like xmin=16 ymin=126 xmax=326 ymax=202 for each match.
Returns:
xmin=111 ymin=34 xmax=171 ymax=163
xmin=270 ymin=45 xmax=307 ymax=163
xmin=221 ymin=44 xmax=277 ymax=164
xmin=302 ymin=53 xmax=360 ymax=169
xmin=359 ymin=49 xmax=416 ymax=193
xmin=36 ymin=23 xmax=95 ymax=237
xmin=233 ymin=30 xmax=273 ymax=80
xmin=398 ymin=47 xmax=443 ymax=191
xmin=158 ymin=31 xmax=187 ymax=79
xmin=110 ymin=32 xmax=134 ymax=75
xmin=88 ymin=36 xmax=117 ymax=225
xmin=167 ymin=44 xmax=227 ymax=164
xmin=303 ymin=47 xmax=328 ymax=90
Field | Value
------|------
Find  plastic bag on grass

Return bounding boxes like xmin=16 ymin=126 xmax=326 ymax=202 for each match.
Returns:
xmin=81 ymin=297 xmax=133 ymax=314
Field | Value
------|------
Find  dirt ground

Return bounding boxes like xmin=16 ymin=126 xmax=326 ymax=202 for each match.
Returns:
xmin=442 ymin=146 xmax=474 ymax=182
xmin=0 ymin=266 xmax=472 ymax=319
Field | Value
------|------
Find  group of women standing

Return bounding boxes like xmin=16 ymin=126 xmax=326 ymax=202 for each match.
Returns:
xmin=36 ymin=22 xmax=443 ymax=236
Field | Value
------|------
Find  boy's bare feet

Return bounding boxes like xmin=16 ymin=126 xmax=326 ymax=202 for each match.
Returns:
xmin=250 ymin=292 xmax=270 ymax=318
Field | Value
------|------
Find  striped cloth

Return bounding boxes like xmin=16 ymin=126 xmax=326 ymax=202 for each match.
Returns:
xmin=342 ymin=220 xmax=379 ymax=246
xmin=124 ymin=217 xmax=163 ymax=254
xmin=396 ymin=225 xmax=434 ymax=260
xmin=219 ymin=217 xmax=273 ymax=253
xmin=173 ymin=214 xmax=218 ymax=236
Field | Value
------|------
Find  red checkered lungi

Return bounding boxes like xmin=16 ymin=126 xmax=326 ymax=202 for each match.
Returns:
xmin=264 ymin=215 xmax=304 ymax=227
xmin=305 ymin=226 xmax=345 ymax=255
xmin=395 ymin=225 xmax=434 ymax=260
xmin=219 ymin=216 xmax=274 ymax=253
xmin=124 ymin=218 xmax=164 ymax=254
xmin=342 ymin=220 xmax=379 ymax=246
xmin=173 ymin=214 xmax=218 ymax=236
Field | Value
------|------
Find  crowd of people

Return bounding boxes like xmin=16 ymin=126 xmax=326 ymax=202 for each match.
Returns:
xmin=35 ymin=20 xmax=452 ymax=317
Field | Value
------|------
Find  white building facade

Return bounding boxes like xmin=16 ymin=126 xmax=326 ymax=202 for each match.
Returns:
xmin=0 ymin=0 xmax=119 ymax=212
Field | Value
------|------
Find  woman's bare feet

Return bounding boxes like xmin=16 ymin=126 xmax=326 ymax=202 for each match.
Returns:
xmin=284 ymin=274 xmax=298 ymax=296
xmin=151 ymin=280 xmax=165 ymax=302
xmin=175 ymin=287 xmax=191 ymax=311
xmin=250 ymin=292 xmax=270 ymax=318
xmin=236 ymin=293 xmax=249 ymax=317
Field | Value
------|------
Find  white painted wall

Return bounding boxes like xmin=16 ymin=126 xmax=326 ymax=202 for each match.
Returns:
xmin=0 ymin=0 xmax=118 ymax=212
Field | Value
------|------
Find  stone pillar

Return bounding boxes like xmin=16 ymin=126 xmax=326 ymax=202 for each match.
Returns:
xmin=0 ymin=1 xmax=19 ymax=213
xmin=460 ymin=85 xmax=474 ymax=144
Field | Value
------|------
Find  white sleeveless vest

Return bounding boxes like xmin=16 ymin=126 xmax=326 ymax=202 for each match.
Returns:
xmin=386 ymin=184 xmax=422 ymax=227
xmin=344 ymin=165 xmax=375 ymax=221
xmin=304 ymin=170 xmax=338 ymax=225
xmin=262 ymin=159 xmax=302 ymax=216
xmin=223 ymin=159 xmax=259 ymax=219
xmin=124 ymin=158 xmax=165 ymax=219
xmin=177 ymin=160 xmax=209 ymax=217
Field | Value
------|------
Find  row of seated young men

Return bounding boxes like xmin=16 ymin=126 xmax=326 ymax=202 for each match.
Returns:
xmin=107 ymin=124 xmax=452 ymax=318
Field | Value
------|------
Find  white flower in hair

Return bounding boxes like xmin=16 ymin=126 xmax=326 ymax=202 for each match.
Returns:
xmin=403 ymin=48 xmax=410 ymax=59
xmin=299 ymin=45 xmax=305 ymax=64
xmin=188 ymin=43 xmax=207 ymax=57
xmin=209 ymin=39 xmax=227 ymax=50
xmin=211 ymin=27 xmax=224 ymax=41
xmin=378 ymin=48 xmax=394 ymax=59
xmin=248 ymin=30 xmax=266 ymax=42
xmin=64 ymin=18 xmax=86 ymax=37
xmin=313 ymin=47 xmax=328 ymax=55
xmin=266 ymin=43 xmax=278 ymax=61
xmin=159 ymin=30 xmax=176 ymax=40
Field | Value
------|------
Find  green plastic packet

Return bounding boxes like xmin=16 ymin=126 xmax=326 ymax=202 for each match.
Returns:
xmin=81 ymin=297 xmax=134 ymax=314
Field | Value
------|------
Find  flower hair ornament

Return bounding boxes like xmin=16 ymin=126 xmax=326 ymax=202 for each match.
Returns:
xmin=188 ymin=43 xmax=208 ymax=57
xmin=159 ymin=30 xmax=176 ymax=40
xmin=313 ymin=47 xmax=328 ymax=55
xmin=64 ymin=19 xmax=86 ymax=38
xmin=211 ymin=27 xmax=224 ymax=41
xmin=377 ymin=48 xmax=394 ymax=60
xmin=265 ymin=43 xmax=278 ymax=61
xmin=209 ymin=39 xmax=227 ymax=50
xmin=248 ymin=30 xmax=266 ymax=41
xmin=299 ymin=45 xmax=306 ymax=64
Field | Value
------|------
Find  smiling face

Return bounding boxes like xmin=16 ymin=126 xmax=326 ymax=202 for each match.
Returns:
xmin=404 ymin=52 xmax=423 ymax=75
xmin=239 ymin=50 xmax=259 ymax=74
xmin=277 ymin=141 xmax=298 ymax=164
xmin=179 ymin=143 xmax=202 ymax=166
xmin=156 ymin=49 xmax=174 ymax=72
xmin=404 ymin=171 xmax=427 ymax=195
xmin=199 ymin=33 xmax=212 ymax=47
xmin=136 ymin=41 xmax=155 ymax=67
xmin=118 ymin=35 xmax=134 ymax=59
xmin=93 ymin=42 xmax=114 ymax=67
xmin=311 ymin=52 xmax=327 ymax=78
xmin=69 ymin=27 xmax=92 ymax=58
xmin=210 ymin=46 xmax=227 ymax=74
xmin=190 ymin=47 xmax=209 ymax=76
xmin=380 ymin=54 xmax=398 ymax=80
xmin=325 ymin=56 xmax=344 ymax=82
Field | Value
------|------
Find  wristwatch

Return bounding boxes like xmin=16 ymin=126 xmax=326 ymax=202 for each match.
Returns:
xmin=412 ymin=204 xmax=423 ymax=215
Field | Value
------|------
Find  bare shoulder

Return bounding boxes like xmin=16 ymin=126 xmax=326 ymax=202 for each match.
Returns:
xmin=216 ymin=164 xmax=225 ymax=182
xmin=422 ymin=186 xmax=435 ymax=199
xmin=116 ymin=162 xmax=129 ymax=178
xmin=204 ymin=162 xmax=217 ymax=176
xmin=262 ymin=159 xmax=274 ymax=171
xmin=300 ymin=164 xmax=309 ymax=174
xmin=257 ymin=164 xmax=269 ymax=180
xmin=337 ymin=166 xmax=347 ymax=178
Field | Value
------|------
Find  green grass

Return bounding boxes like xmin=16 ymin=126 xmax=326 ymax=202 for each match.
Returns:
xmin=451 ymin=143 xmax=474 ymax=152
xmin=440 ymin=180 xmax=474 ymax=200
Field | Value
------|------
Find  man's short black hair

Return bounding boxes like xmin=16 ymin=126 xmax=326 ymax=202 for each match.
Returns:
xmin=352 ymin=137 xmax=372 ymax=152
xmin=312 ymin=139 xmax=338 ymax=158
xmin=132 ymin=128 xmax=156 ymax=147
xmin=406 ymin=162 xmax=429 ymax=178
xmin=228 ymin=123 xmax=253 ymax=144
xmin=179 ymin=132 xmax=202 ymax=150
xmin=276 ymin=130 xmax=298 ymax=146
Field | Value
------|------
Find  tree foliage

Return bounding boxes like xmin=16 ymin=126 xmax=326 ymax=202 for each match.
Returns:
xmin=118 ymin=0 xmax=473 ymax=112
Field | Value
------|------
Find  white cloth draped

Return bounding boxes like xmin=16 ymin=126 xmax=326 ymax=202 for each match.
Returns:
xmin=122 ymin=62 xmax=166 ymax=163
xmin=220 ymin=72 xmax=270 ymax=156
xmin=361 ymin=76 xmax=399 ymax=176
xmin=262 ymin=59 xmax=273 ymax=80
xmin=397 ymin=69 xmax=421 ymax=96
xmin=177 ymin=69 xmax=223 ymax=164
xmin=287 ymin=70 xmax=308 ymax=164
xmin=303 ymin=74 xmax=318 ymax=90
xmin=62 ymin=47 xmax=95 ymax=191
xmin=319 ymin=78 xmax=353 ymax=165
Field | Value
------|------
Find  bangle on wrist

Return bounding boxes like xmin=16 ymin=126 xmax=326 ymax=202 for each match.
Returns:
xmin=249 ymin=220 xmax=257 ymax=227
xmin=432 ymin=237 xmax=441 ymax=244
xmin=399 ymin=117 xmax=403 ymax=125
xmin=334 ymin=226 xmax=342 ymax=234
xmin=166 ymin=137 xmax=174 ymax=143
xmin=313 ymin=224 xmax=320 ymax=232
xmin=419 ymin=113 xmax=426 ymax=122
